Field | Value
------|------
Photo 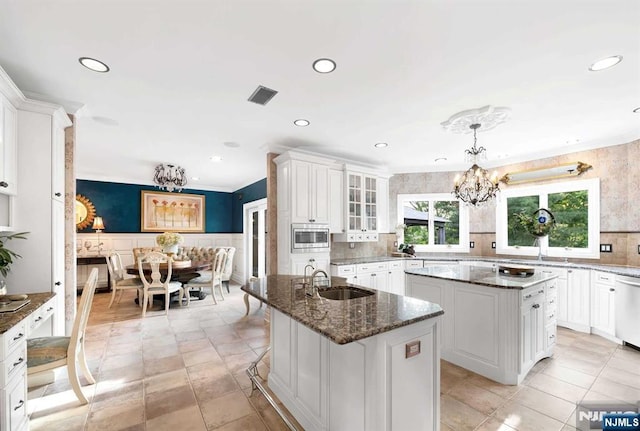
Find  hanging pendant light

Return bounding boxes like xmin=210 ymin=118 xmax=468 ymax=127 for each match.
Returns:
xmin=452 ymin=123 xmax=500 ymax=206
xmin=153 ymin=163 xmax=187 ymax=192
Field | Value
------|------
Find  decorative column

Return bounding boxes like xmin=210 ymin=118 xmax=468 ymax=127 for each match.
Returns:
xmin=64 ymin=115 xmax=76 ymax=335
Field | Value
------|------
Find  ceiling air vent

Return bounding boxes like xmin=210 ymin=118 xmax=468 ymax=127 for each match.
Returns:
xmin=248 ymin=85 xmax=278 ymax=106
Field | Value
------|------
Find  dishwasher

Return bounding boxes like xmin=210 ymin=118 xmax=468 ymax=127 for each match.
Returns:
xmin=615 ymin=275 xmax=640 ymax=349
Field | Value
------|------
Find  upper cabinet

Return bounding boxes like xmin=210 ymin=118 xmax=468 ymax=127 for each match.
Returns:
xmin=0 ymin=93 xmax=18 ymax=196
xmin=290 ymin=160 xmax=329 ymax=224
xmin=334 ymin=167 xmax=390 ymax=242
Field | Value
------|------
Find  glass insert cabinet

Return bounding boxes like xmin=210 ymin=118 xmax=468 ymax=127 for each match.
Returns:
xmin=347 ymin=172 xmax=377 ymax=233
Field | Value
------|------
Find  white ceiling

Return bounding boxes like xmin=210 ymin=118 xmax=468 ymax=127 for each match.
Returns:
xmin=1 ymin=0 xmax=639 ymax=192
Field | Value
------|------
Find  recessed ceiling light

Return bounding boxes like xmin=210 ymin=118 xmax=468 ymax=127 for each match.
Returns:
xmin=210 ymin=155 xmax=222 ymax=162
xmin=191 ymin=177 xmax=200 ymax=181
xmin=223 ymin=142 xmax=240 ymax=148
xmin=374 ymin=143 xmax=388 ymax=148
xmin=633 ymin=107 xmax=640 ymax=113
xmin=312 ymin=58 xmax=336 ymax=73
xmin=434 ymin=157 xmax=447 ymax=163
xmin=78 ymin=57 xmax=110 ymax=73
xmin=589 ymin=55 xmax=623 ymax=71
xmin=294 ymin=119 xmax=310 ymax=127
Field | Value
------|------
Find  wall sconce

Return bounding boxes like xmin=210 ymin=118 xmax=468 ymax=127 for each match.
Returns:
xmin=92 ymin=216 xmax=105 ymax=255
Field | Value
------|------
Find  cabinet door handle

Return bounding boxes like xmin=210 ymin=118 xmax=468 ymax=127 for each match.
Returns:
xmin=309 ymin=259 xmax=315 ymax=263
xmin=524 ymin=294 xmax=532 ymax=300
xmin=0 ymin=181 xmax=8 ymax=188
xmin=14 ymin=400 xmax=24 ymax=411
xmin=538 ymin=289 xmax=544 ymax=294
xmin=609 ymin=288 xmax=615 ymax=292
xmin=55 ymin=281 xmax=62 ymax=286
xmin=371 ymin=273 xmax=376 ymax=277
xmin=568 ymin=269 xmax=573 ymax=273
xmin=13 ymin=332 xmax=24 ymax=341
xmin=532 ymin=303 xmax=540 ymax=309
xmin=549 ymin=334 xmax=556 ymax=339
xmin=549 ymin=313 xmax=555 ymax=319
xmin=34 ymin=316 xmax=43 ymax=322
xmin=54 ymin=192 xmax=62 ymax=197
xmin=13 ymin=357 xmax=24 ymax=367
xmin=549 ymin=299 xmax=554 ymax=304
xmin=46 ymin=307 xmax=54 ymax=312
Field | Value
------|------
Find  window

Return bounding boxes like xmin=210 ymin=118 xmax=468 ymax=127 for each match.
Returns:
xmin=397 ymin=193 xmax=469 ymax=252
xmin=496 ymin=178 xmax=600 ymax=259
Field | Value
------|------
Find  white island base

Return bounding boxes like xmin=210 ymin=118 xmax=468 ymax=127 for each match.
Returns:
xmin=268 ymin=309 xmax=442 ymax=431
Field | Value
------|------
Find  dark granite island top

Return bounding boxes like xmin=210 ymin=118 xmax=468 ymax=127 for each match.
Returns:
xmin=241 ymin=275 xmax=443 ymax=344
xmin=406 ymin=265 xmax=558 ymax=289
xmin=0 ymin=292 xmax=55 ymax=334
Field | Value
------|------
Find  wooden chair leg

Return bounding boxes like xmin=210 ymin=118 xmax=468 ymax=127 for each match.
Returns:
xmin=67 ymin=357 xmax=89 ymax=405
xmin=210 ymin=286 xmax=217 ymax=305
xmin=142 ymin=292 xmax=149 ymax=317
xmin=225 ymin=280 xmax=230 ymax=293
xmin=164 ymin=292 xmax=170 ymax=314
xmin=108 ymin=286 xmax=117 ymax=308
xmin=78 ymin=343 xmax=96 ymax=385
xmin=243 ymin=293 xmax=250 ymax=316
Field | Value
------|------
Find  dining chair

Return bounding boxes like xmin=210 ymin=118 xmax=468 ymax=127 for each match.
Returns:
xmin=137 ymin=251 xmax=184 ymax=317
xmin=105 ymin=251 xmax=144 ymax=308
xmin=183 ymin=248 xmax=227 ymax=305
xmin=27 ymin=268 xmax=99 ymax=405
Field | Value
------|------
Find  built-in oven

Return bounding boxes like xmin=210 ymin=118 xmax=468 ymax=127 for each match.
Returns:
xmin=291 ymin=223 xmax=330 ymax=252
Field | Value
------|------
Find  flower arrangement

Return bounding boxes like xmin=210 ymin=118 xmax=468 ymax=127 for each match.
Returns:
xmin=155 ymin=232 xmax=184 ymax=247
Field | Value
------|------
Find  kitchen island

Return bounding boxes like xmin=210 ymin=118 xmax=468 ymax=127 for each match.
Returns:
xmin=405 ymin=265 xmax=558 ymax=385
xmin=242 ymin=275 xmax=443 ymax=431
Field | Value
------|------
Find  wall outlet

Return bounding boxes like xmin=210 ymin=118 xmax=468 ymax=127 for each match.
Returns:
xmin=469 ymin=241 xmax=475 ymax=249
xmin=349 ymin=242 xmax=355 ymax=249
xmin=599 ymin=244 xmax=613 ymax=253
xmin=491 ymin=241 xmax=496 ymax=249
xmin=393 ymin=241 xmax=398 ymax=247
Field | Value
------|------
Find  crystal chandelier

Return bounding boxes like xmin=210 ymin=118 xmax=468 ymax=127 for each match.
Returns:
xmin=153 ymin=163 xmax=187 ymax=192
xmin=452 ymin=123 xmax=500 ymax=206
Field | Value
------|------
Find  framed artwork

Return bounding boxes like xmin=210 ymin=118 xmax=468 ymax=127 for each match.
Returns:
xmin=141 ymin=191 xmax=205 ymax=232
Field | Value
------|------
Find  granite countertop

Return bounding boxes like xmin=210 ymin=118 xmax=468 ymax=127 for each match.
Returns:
xmin=0 ymin=292 xmax=55 ymax=334
xmin=241 ymin=275 xmax=443 ymax=345
xmin=406 ymin=265 xmax=558 ymax=289
xmin=331 ymin=255 xmax=640 ymax=278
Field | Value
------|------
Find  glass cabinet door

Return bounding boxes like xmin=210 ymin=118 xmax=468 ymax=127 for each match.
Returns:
xmin=364 ymin=176 xmax=377 ymax=231
xmin=348 ymin=174 xmax=362 ymax=231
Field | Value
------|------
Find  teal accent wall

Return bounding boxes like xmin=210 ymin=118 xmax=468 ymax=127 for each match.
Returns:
xmin=231 ymin=178 xmax=267 ymax=233
xmin=76 ymin=180 xmax=240 ymax=233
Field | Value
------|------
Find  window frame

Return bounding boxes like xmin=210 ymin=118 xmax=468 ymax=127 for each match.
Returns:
xmin=495 ymin=178 xmax=600 ymax=259
xmin=396 ymin=193 xmax=470 ymax=253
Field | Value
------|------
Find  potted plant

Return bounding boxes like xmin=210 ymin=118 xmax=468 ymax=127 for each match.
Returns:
xmin=0 ymin=232 xmax=28 ymax=295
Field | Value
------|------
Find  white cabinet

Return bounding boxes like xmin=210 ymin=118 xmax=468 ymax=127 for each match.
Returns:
xmin=520 ymin=286 xmax=546 ymax=371
xmin=346 ymin=171 xmax=377 ymax=234
xmin=0 ymin=95 xmax=17 ymax=196
xmin=331 ymin=264 xmax=357 ymax=285
xmin=387 ymin=261 xmax=405 ymax=296
xmin=566 ymin=268 xmax=590 ymax=332
xmin=1 ymin=319 xmax=28 ymax=431
xmin=590 ymin=271 xmax=616 ymax=338
xmin=355 ymin=262 xmax=389 ymax=292
xmin=290 ymin=255 xmax=330 ymax=277
xmin=328 ymin=169 xmax=344 ymax=233
xmin=290 ymin=161 xmax=329 ymax=224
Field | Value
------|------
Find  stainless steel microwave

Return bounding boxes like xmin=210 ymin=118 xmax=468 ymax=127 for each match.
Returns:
xmin=291 ymin=223 xmax=330 ymax=252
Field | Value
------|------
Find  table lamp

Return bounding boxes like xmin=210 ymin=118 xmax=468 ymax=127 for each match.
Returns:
xmin=92 ymin=216 xmax=105 ymax=255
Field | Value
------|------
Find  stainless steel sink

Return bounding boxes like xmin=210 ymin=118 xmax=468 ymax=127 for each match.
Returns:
xmin=317 ymin=286 xmax=374 ymax=300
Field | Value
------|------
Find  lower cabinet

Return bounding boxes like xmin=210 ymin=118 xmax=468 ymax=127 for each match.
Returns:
xmin=387 ymin=261 xmax=405 ymax=296
xmin=290 ymin=255 xmax=330 ymax=277
xmin=406 ymin=274 xmax=555 ymax=385
xmin=269 ymin=309 xmax=441 ymax=431
xmin=355 ymin=262 xmax=389 ymax=292
xmin=590 ymin=271 xmax=616 ymax=338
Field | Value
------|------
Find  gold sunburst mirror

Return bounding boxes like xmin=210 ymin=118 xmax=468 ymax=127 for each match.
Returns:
xmin=76 ymin=194 xmax=96 ymax=230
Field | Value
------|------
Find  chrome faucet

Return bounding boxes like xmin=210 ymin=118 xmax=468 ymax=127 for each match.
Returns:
xmin=310 ymin=269 xmax=329 ymax=297
xmin=303 ymin=264 xmax=315 ymax=281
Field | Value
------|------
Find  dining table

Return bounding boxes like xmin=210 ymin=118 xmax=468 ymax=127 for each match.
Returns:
xmin=125 ymin=261 xmax=212 ymax=302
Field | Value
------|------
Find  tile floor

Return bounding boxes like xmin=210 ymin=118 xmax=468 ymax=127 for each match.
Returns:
xmin=26 ymin=284 xmax=640 ymax=431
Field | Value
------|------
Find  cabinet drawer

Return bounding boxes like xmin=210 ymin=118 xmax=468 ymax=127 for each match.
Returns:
xmin=405 ymin=260 xmax=424 ymax=269
xmin=545 ymin=323 xmax=557 ymax=349
xmin=1 ymin=343 xmax=26 ymax=388
xmin=546 ymin=307 xmax=557 ymax=324
xmin=1 ymin=320 xmax=27 ymax=358
xmin=521 ymin=286 xmax=545 ymax=305
xmin=593 ymin=271 xmax=615 ymax=286
xmin=357 ymin=262 xmax=388 ymax=273
xmin=335 ymin=265 xmax=355 ymax=276
xmin=546 ymin=279 xmax=558 ymax=297
xmin=389 ymin=261 xmax=403 ymax=270
xmin=5 ymin=369 xmax=28 ymax=431
xmin=363 ymin=233 xmax=378 ymax=242
xmin=29 ymin=297 xmax=56 ymax=333
xmin=539 ymin=267 xmax=567 ymax=279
